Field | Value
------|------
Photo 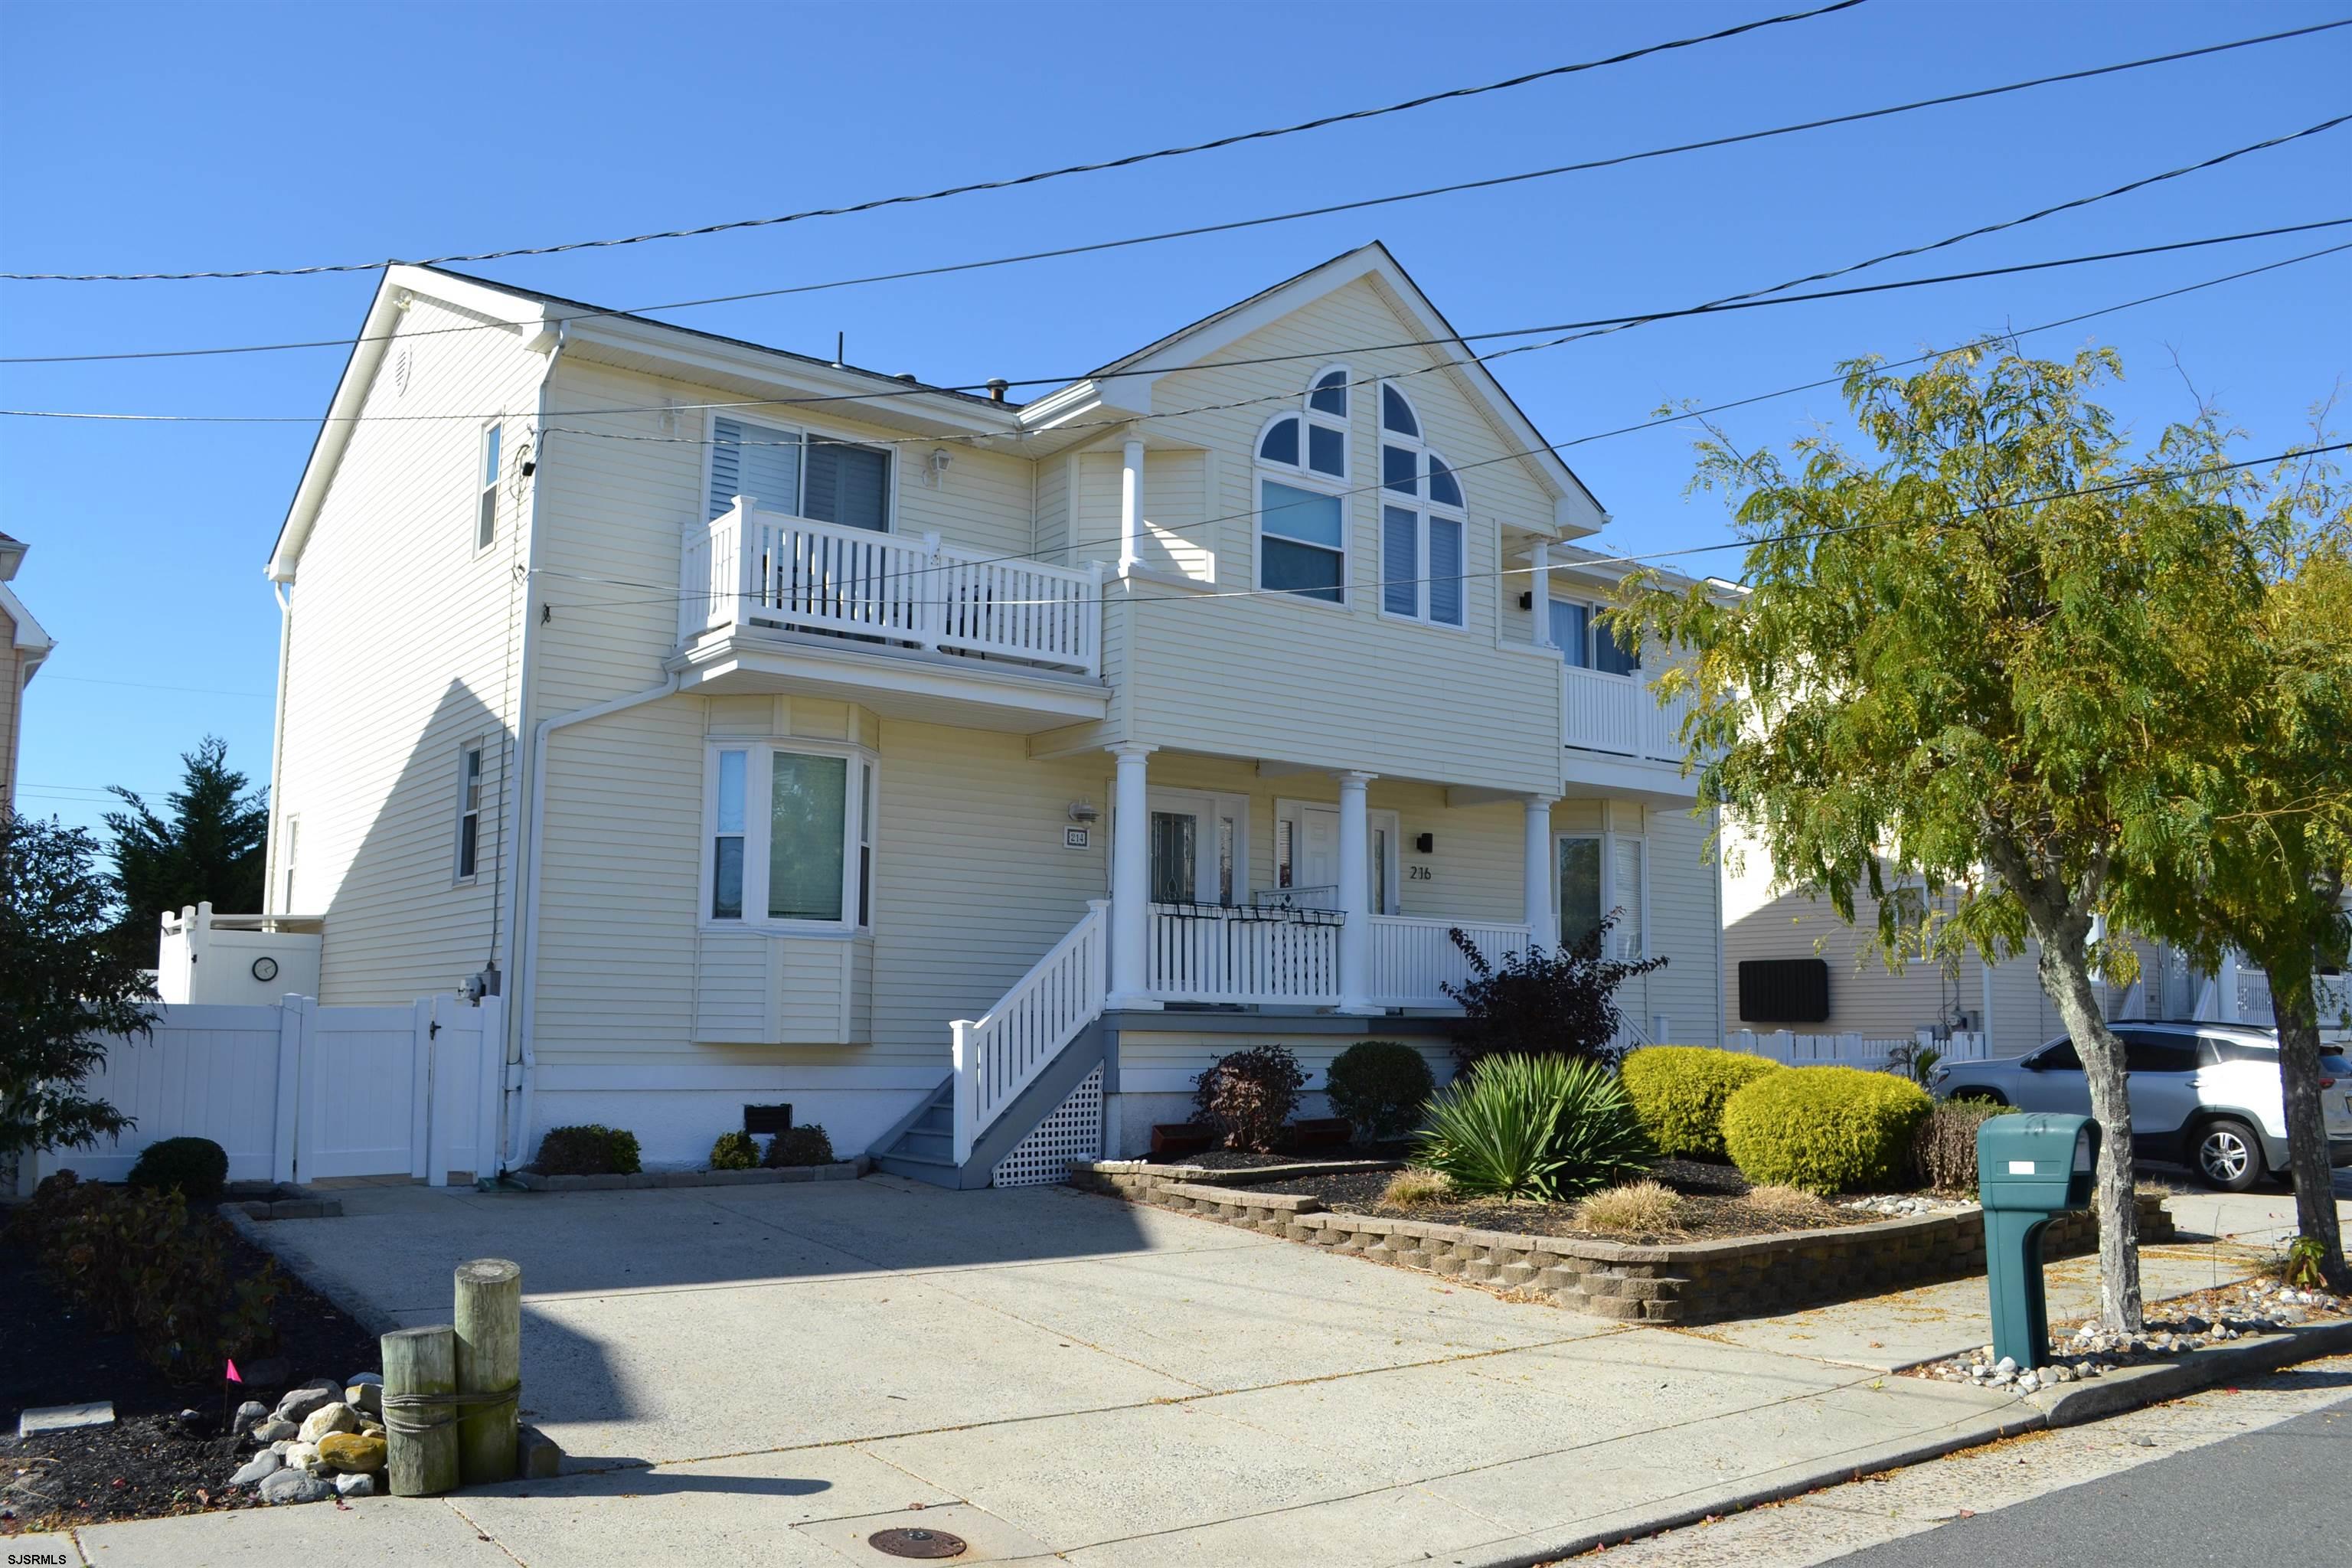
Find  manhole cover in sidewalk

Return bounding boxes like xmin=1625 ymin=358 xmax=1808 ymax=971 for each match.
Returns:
xmin=867 ymin=1527 xmax=969 ymax=1559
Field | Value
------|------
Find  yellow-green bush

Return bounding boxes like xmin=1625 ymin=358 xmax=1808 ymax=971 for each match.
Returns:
xmin=1619 ymin=1047 xmax=1783 ymax=1159
xmin=1720 ymin=1067 xmax=1932 ymax=1194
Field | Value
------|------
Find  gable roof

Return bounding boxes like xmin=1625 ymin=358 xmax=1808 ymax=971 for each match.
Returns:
xmin=1073 ymin=242 xmax=1605 ymax=534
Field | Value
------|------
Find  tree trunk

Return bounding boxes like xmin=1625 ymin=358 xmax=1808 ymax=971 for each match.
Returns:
xmin=2260 ymin=946 xmax=2348 ymax=1291
xmin=2036 ymin=923 xmax=2144 ymax=1332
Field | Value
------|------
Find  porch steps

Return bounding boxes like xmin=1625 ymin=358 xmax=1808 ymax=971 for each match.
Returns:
xmin=870 ymin=1020 xmax=1108 ymax=1190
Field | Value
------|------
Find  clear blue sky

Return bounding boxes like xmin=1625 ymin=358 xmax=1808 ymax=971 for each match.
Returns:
xmin=3 ymin=0 xmax=2345 ymax=839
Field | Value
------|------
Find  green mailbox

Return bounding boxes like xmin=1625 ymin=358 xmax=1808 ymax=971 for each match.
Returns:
xmin=1977 ymin=1112 xmax=2099 ymax=1370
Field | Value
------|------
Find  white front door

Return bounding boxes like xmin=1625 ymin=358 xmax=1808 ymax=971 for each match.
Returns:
xmin=1278 ymin=801 xmax=1400 ymax=913
xmin=1146 ymin=789 xmax=1245 ymax=906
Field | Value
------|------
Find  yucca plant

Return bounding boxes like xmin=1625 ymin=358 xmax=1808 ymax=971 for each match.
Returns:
xmin=1413 ymin=1054 xmax=1654 ymax=1201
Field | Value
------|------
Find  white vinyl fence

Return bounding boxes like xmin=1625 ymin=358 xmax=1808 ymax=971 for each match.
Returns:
xmin=1726 ymin=1027 xmax=1987 ymax=1072
xmin=18 ymin=995 xmax=505 ymax=1194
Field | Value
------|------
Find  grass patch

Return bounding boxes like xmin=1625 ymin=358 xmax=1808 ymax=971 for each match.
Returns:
xmin=1380 ymin=1168 xmax=1454 ymax=1207
xmin=1575 ymin=1179 xmax=1684 ymax=1233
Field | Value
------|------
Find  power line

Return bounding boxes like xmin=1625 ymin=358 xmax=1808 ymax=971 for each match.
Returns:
xmin=11 ymin=217 xmax=2347 ymax=434
xmin=0 ymin=2 xmax=1876 ymax=283
xmin=7 ymin=22 xmax=2344 ymax=368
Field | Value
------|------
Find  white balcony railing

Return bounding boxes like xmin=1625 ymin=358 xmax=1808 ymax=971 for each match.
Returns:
xmin=1561 ymin=663 xmax=1693 ymax=764
xmin=682 ymin=497 xmax=1102 ymax=676
xmin=1367 ymin=916 xmax=1534 ymax=1009
xmin=1148 ymin=904 xmax=1341 ymax=1007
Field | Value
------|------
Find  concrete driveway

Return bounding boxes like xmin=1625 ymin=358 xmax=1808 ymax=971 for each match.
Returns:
xmin=48 ymin=1175 xmax=2293 ymax=1568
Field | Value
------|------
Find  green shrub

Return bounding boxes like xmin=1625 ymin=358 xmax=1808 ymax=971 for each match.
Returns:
xmin=534 ymin=1124 xmax=642 ymax=1176
xmin=8 ymin=1171 xmax=282 ymax=1380
xmin=126 ymin=1135 xmax=230 ymax=1200
xmin=1194 ymin=1044 xmax=1307 ymax=1153
xmin=1721 ymin=1067 xmax=1932 ymax=1194
xmin=1909 ymin=1099 xmax=2018 ymax=1194
xmin=765 ymin=1124 xmax=836 ymax=1168
xmin=1619 ymin=1047 xmax=1783 ymax=1159
xmin=1413 ymin=1054 xmax=1654 ymax=1200
xmin=709 ymin=1131 xmax=760 ymax=1171
xmin=1324 ymin=1041 xmax=1434 ymax=1142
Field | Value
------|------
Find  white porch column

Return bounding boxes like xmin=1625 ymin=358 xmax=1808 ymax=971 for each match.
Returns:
xmin=1119 ymin=433 xmax=1146 ymax=576
xmin=1529 ymin=541 xmax=1553 ymax=650
xmin=1334 ymin=770 xmax=1379 ymax=1014
xmin=1524 ymin=795 xmax=1559 ymax=950
xmin=1107 ymin=743 xmax=1160 ymax=1010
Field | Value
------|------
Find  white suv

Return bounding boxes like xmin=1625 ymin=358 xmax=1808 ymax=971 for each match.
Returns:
xmin=1930 ymin=1021 xmax=2352 ymax=1191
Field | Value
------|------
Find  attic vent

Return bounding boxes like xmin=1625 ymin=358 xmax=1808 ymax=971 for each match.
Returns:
xmin=393 ymin=348 xmax=413 ymax=397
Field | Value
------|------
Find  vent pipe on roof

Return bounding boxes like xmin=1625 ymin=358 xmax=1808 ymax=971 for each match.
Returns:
xmin=986 ymin=378 xmax=1009 ymax=403
xmin=834 ymin=332 xmax=845 ymax=368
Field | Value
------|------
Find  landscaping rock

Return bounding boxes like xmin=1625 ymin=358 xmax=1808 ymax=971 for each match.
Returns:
xmin=345 ymin=1371 xmax=384 ymax=1388
xmin=231 ymin=1400 xmax=270 ymax=1438
xmin=228 ymin=1452 xmax=283 ymax=1488
xmin=16 ymin=1402 xmax=114 ymax=1438
xmin=316 ymin=1432 xmax=386 ymax=1475
xmin=335 ymin=1472 xmax=377 ymax=1499
xmin=274 ymin=1380 xmax=340 ymax=1426
xmin=283 ymin=1442 xmax=320 ymax=1475
xmin=257 ymin=1469 xmax=335 ymax=1506
xmin=298 ymin=1401 xmax=358 ymax=1444
xmin=345 ymin=1381 xmax=381 ymax=1417
xmin=517 ymin=1423 xmax=564 ymax=1480
xmin=253 ymin=1419 xmax=297 ymax=1445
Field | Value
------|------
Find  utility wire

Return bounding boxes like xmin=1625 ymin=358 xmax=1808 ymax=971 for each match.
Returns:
xmin=5 ymin=23 xmax=2344 ymax=368
xmin=0 ymin=1 xmax=1875 ymax=282
xmin=10 ymin=217 xmax=2347 ymax=432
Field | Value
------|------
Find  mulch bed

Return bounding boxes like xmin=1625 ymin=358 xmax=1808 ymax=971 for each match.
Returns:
xmin=2 ymin=1208 xmax=382 ymax=1533
xmin=1238 ymin=1158 xmax=1896 ymax=1244
xmin=1166 ymin=1143 xmax=1412 ymax=1171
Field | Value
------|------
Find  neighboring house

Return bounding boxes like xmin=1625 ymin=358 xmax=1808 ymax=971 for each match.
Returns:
xmin=1720 ymin=824 xmax=2349 ymax=1054
xmin=261 ymin=243 xmax=1726 ymax=1185
xmin=0 ymin=531 xmax=56 ymax=808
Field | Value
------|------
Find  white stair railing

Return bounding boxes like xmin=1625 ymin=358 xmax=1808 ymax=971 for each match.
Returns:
xmin=949 ymin=900 xmax=1109 ymax=1165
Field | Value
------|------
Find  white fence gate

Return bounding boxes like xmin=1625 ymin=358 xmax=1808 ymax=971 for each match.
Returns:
xmin=1726 ymin=1027 xmax=1988 ymax=1071
xmin=21 ymin=995 xmax=505 ymax=1194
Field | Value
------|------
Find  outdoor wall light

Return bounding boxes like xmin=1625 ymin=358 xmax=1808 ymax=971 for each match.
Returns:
xmin=1067 ymin=799 xmax=1100 ymax=824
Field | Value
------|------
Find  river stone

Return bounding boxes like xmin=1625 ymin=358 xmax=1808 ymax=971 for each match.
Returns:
xmin=283 ymin=1442 xmax=321 ymax=1474
xmin=298 ymin=1402 xmax=358 ymax=1444
xmin=335 ymin=1472 xmax=377 ymax=1498
xmin=345 ymin=1381 xmax=382 ymax=1417
xmin=274 ymin=1381 xmax=340 ymax=1426
xmin=229 ymin=1451 xmax=283 ymax=1488
xmin=316 ymin=1432 xmax=387 ymax=1475
xmin=258 ymin=1468 xmax=334 ymax=1505
xmin=231 ymin=1400 xmax=270 ymax=1438
xmin=252 ymin=1419 xmax=298 ymax=1445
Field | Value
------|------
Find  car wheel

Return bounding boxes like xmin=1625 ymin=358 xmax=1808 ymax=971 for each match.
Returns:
xmin=2191 ymin=1118 xmax=2263 ymax=1193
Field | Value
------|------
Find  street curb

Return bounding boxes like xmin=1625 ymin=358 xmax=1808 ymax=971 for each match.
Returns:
xmin=223 ymin=1204 xmax=403 ymax=1340
xmin=1461 ymin=1318 xmax=2352 ymax=1568
xmin=2029 ymin=1316 xmax=2352 ymax=1426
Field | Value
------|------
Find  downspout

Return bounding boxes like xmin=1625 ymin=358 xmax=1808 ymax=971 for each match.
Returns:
xmin=263 ymin=581 xmax=294 ymax=926
xmin=507 ymin=675 xmax=680 ymax=1166
xmin=492 ymin=322 xmax=567 ymax=1169
xmin=1711 ymin=801 xmax=1725 ymax=1047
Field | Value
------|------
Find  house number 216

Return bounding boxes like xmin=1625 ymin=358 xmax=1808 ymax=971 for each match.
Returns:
xmin=1407 ymin=864 xmax=1432 ymax=880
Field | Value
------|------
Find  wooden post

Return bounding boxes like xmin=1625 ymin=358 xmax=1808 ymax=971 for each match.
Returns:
xmin=453 ymin=1257 xmax=521 ymax=1485
xmin=382 ymin=1325 xmax=459 ymax=1498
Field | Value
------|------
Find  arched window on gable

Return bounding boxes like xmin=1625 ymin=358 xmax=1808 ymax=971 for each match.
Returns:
xmin=1253 ymin=367 xmax=1355 ymax=604
xmin=1256 ymin=365 xmax=1351 ymax=482
xmin=1376 ymin=381 xmax=1466 ymax=628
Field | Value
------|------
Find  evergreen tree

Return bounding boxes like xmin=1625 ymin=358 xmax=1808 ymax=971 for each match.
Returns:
xmin=103 ymin=736 xmax=270 ymax=962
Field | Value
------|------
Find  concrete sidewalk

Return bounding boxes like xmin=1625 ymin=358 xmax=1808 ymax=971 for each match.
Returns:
xmin=34 ymin=1177 xmax=2324 ymax=1568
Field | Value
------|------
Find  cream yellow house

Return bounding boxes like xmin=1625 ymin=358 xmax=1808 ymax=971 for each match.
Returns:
xmin=0 ymin=531 xmax=55 ymax=808
xmin=261 ymin=245 xmax=1726 ymax=1184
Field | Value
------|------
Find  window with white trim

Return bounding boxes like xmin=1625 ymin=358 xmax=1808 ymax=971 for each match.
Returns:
xmin=1559 ymin=830 xmax=1645 ymax=959
xmin=706 ymin=743 xmax=876 ymax=931
xmin=476 ymin=424 xmax=501 ymax=550
xmin=708 ymin=416 xmax=893 ymax=531
xmin=278 ymin=815 xmax=299 ymax=913
xmin=1376 ymin=383 xmax=1465 ymax=626
xmin=1254 ymin=368 xmax=1354 ymax=605
xmin=455 ymin=746 xmax=484 ymax=881
xmin=1549 ymin=596 xmax=1640 ymax=674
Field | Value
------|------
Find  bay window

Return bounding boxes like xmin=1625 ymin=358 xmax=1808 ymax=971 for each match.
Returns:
xmin=705 ymin=743 xmax=876 ymax=932
xmin=708 ymin=416 xmax=893 ymax=531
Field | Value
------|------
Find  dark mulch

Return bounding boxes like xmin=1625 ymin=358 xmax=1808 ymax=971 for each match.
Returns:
xmin=1240 ymin=1162 xmax=1873 ymax=1245
xmin=1 ymin=1207 xmax=383 ymax=1532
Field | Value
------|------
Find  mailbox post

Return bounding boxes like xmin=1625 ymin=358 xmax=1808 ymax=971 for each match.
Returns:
xmin=1977 ymin=1112 xmax=2099 ymax=1370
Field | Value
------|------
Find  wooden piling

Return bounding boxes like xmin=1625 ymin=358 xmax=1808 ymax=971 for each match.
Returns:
xmin=453 ymin=1257 xmax=522 ymax=1485
xmin=381 ymin=1325 xmax=459 ymax=1497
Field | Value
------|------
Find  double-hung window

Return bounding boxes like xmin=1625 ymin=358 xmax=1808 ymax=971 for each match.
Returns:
xmin=476 ymin=424 xmax=501 ymax=550
xmin=1375 ymin=383 xmax=1465 ymax=627
xmin=1558 ymin=830 xmax=1645 ymax=959
xmin=1254 ymin=367 xmax=1353 ymax=604
xmin=455 ymin=746 xmax=484 ymax=880
xmin=708 ymin=417 xmax=893 ymax=531
xmin=706 ymin=743 xmax=877 ymax=933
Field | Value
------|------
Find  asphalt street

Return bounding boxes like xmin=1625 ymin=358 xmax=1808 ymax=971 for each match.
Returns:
xmin=1831 ymin=1390 xmax=2352 ymax=1566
